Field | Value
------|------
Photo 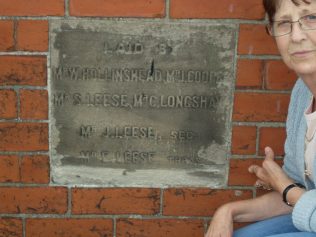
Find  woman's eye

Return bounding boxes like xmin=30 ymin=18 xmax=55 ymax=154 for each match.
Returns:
xmin=305 ymin=14 xmax=316 ymax=21
xmin=276 ymin=21 xmax=291 ymax=27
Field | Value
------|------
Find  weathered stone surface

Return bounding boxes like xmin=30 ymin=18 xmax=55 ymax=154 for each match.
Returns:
xmin=50 ymin=19 xmax=236 ymax=187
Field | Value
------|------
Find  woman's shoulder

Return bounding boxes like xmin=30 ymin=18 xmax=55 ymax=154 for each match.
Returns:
xmin=289 ymin=79 xmax=311 ymax=107
xmin=291 ymin=78 xmax=310 ymax=96
xmin=286 ymin=78 xmax=310 ymax=135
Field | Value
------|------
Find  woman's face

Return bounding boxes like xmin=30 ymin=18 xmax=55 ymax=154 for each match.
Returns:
xmin=275 ymin=0 xmax=316 ymax=77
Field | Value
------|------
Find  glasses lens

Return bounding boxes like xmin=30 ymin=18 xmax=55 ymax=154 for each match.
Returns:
xmin=300 ymin=13 xmax=316 ymax=30
xmin=272 ymin=21 xmax=292 ymax=36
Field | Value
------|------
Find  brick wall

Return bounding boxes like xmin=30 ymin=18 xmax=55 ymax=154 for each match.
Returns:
xmin=0 ymin=0 xmax=296 ymax=236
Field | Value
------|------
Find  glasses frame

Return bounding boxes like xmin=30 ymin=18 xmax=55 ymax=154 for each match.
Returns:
xmin=266 ymin=12 xmax=316 ymax=37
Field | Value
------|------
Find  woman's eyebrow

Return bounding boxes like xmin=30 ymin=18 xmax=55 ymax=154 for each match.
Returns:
xmin=300 ymin=9 xmax=311 ymax=14
xmin=275 ymin=9 xmax=313 ymax=20
xmin=275 ymin=14 xmax=292 ymax=20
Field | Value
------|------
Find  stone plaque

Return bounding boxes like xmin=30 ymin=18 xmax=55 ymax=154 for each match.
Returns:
xmin=50 ymin=20 xmax=236 ymax=187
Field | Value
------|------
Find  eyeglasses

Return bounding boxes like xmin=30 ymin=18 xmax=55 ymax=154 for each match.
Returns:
xmin=267 ymin=13 xmax=316 ymax=37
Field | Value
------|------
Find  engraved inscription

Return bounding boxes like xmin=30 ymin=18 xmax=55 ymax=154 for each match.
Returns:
xmin=104 ymin=40 xmax=145 ymax=55
xmin=52 ymin=92 xmax=221 ymax=110
xmin=101 ymin=126 xmax=157 ymax=139
xmin=50 ymin=20 xmax=236 ymax=187
xmin=52 ymin=66 xmax=225 ymax=85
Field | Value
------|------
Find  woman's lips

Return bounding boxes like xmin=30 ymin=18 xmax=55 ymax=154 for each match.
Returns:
xmin=290 ymin=50 xmax=315 ymax=57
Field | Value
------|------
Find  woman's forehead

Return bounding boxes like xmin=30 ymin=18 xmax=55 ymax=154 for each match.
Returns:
xmin=275 ymin=0 xmax=314 ymax=16
xmin=276 ymin=0 xmax=312 ymax=9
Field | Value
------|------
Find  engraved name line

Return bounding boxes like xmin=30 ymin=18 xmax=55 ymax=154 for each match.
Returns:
xmin=104 ymin=40 xmax=172 ymax=55
xmin=78 ymin=150 xmax=202 ymax=165
xmin=52 ymin=66 xmax=225 ymax=85
xmin=53 ymin=92 xmax=221 ymax=110
xmin=79 ymin=125 xmax=198 ymax=141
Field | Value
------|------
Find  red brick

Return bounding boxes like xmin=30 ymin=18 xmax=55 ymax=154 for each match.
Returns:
xmin=231 ymin=126 xmax=257 ymax=155
xmin=0 ymin=56 xmax=47 ymax=86
xmin=163 ymin=189 xmax=252 ymax=216
xmin=0 ymin=156 xmax=20 ymax=183
xmin=21 ymin=155 xmax=49 ymax=184
xmin=170 ymin=0 xmax=264 ymax=19
xmin=233 ymin=92 xmax=290 ymax=122
xmin=228 ymin=159 xmax=263 ymax=186
xmin=72 ymin=188 xmax=160 ymax=215
xmin=0 ymin=123 xmax=48 ymax=152
xmin=19 ymin=90 xmax=48 ymax=120
xmin=0 ymin=21 xmax=14 ymax=51
xmin=26 ymin=219 xmax=112 ymax=237
xmin=0 ymin=90 xmax=17 ymax=119
xmin=236 ymin=59 xmax=263 ymax=89
xmin=0 ymin=0 xmax=64 ymax=16
xmin=117 ymin=219 xmax=204 ymax=237
xmin=0 ymin=187 xmax=67 ymax=214
xmin=229 ymin=158 xmax=284 ymax=186
xmin=238 ymin=24 xmax=279 ymax=55
xmin=70 ymin=0 xmax=165 ymax=17
xmin=259 ymin=127 xmax=286 ymax=156
xmin=16 ymin=20 xmax=48 ymax=52
xmin=0 ymin=218 xmax=22 ymax=237
xmin=264 ymin=60 xmax=297 ymax=90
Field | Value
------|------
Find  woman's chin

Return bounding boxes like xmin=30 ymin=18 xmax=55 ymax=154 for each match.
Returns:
xmin=289 ymin=63 xmax=316 ymax=77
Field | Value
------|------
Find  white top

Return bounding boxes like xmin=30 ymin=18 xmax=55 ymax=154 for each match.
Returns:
xmin=304 ymin=97 xmax=316 ymax=180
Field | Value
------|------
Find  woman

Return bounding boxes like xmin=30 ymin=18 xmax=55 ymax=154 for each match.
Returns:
xmin=206 ymin=0 xmax=316 ymax=236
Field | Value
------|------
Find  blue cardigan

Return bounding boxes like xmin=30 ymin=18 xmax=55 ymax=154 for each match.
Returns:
xmin=283 ymin=79 xmax=316 ymax=232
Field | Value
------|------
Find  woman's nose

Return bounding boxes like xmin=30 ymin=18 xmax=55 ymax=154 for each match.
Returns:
xmin=290 ymin=21 xmax=307 ymax=42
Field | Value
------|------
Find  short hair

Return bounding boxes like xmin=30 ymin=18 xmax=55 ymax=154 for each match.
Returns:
xmin=263 ymin=0 xmax=311 ymax=23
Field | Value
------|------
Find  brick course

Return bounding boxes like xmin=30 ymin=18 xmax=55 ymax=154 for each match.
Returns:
xmin=231 ymin=126 xmax=257 ymax=155
xmin=26 ymin=219 xmax=113 ymax=237
xmin=0 ymin=90 xmax=17 ymax=119
xmin=170 ymin=0 xmax=264 ymax=19
xmin=16 ymin=20 xmax=49 ymax=52
xmin=0 ymin=0 xmax=64 ymax=16
xmin=0 ymin=20 xmax=14 ymax=51
xmin=19 ymin=89 xmax=48 ymax=120
xmin=264 ymin=60 xmax=297 ymax=90
xmin=0 ymin=123 xmax=48 ymax=151
xmin=70 ymin=0 xmax=165 ymax=17
xmin=0 ymin=56 xmax=47 ymax=86
xmin=233 ymin=92 xmax=290 ymax=122
xmin=259 ymin=127 xmax=286 ymax=156
xmin=72 ymin=188 xmax=160 ymax=215
xmin=20 ymin=155 xmax=50 ymax=184
xmin=0 ymin=218 xmax=22 ymax=237
xmin=238 ymin=24 xmax=279 ymax=55
xmin=0 ymin=187 xmax=67 ymax=214
xmin=0 ymin=155 xmax=20 ymax=183
xmin=236 ymin=59 xmax=263 ymax=89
